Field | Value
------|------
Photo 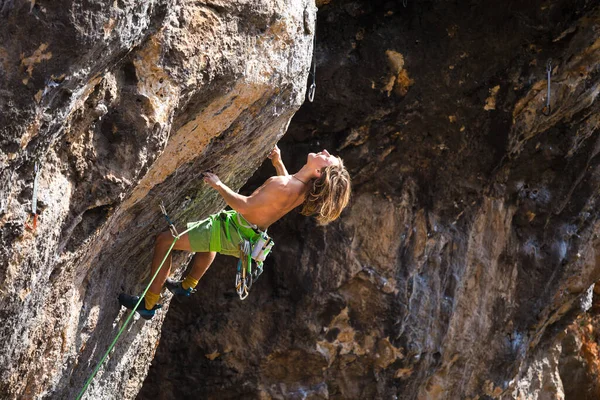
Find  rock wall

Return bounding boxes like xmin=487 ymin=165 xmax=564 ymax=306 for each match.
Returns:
xmin=557 ymin=285 xmax=600 ymax=400
xmin=0 ymin=1 xmax=315 ymax=399
xmin=3 ymin=0 xmax=600 ymax=399
xmin=142 ymin=1 xmax=600 ymax=399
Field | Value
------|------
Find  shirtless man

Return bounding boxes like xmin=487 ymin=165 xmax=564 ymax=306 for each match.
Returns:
xmin=119 ymin=146 xmax=351 ymax=319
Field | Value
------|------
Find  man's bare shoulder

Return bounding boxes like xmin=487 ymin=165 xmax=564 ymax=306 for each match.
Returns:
xmin=251 ymin=176 xmax=288 ymax=196
xmin=258 ymin=176 xmax=300 ymax=199
xmin=263 ymin=175 xmax=289 ymax=187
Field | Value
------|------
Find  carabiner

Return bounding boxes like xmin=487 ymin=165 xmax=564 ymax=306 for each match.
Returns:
xmin=542 ymin=58 xmax=552 ymax=116
xmin=308 ymin=82 xmax=316 ymax=102
xmin=159 ymin=201 xmax=179 ymax=237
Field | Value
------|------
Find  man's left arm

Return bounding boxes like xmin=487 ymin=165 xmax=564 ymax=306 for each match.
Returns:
xmin=268 ymin=145 xmax=289 ymax=176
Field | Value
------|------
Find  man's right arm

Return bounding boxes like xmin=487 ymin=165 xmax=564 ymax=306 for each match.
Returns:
xmin=203 ymin=173 xmax=283 ymax=215
xmin=203 ymin=172 xmax=251 ymax=213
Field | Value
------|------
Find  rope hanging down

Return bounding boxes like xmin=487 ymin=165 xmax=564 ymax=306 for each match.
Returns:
xmin=77 ymin=204 xmax=273 ymax=398
xmin=76 ymin=205 xmax=194 ymax=400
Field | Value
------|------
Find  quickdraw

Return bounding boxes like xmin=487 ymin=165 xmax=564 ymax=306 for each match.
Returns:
xmin=235 ymin=230 xmax=273 ymax=300
xmin=307 ymin=24 xmax=317 ymax=103
xmin=160 ymin=200 xmax=179 ymax=237
xmin=236 ymin=241 xmax=253 ymax=300
xmin=543 ymin=58 xmax=552 ymax=116
xmin=25 ymin=161 xmax=41 ymax=232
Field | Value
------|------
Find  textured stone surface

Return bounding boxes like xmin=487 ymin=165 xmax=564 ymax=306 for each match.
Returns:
xmin=142 ymin=1 xmax=600 ymax=399
xmin=4 ymin=0 xmax=600 ymax=399
xmin=0 ymin=1 xmax=315 ymax=399
xmin=553 ymin=285 xmax=600 ymax=400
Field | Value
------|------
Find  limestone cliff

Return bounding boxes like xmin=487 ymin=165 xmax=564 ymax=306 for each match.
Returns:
xmin=141 ymin=1 xmax=600 ymax=399
xmin=4 ymin=0 xmax=600 ymax=399
xmin=0 ymin=0 xmax=315 ymax=399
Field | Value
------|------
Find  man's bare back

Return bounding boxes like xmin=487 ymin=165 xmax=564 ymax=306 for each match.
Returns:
xmin=202 ymin=147 xmax=339 ymax=231
xmin=202 ymin=173 xmax=309 ymax=230
xmin=241 ymin=175 xmax=308 ymax=230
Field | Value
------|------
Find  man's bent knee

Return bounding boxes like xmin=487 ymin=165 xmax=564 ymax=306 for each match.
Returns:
xmin=156 ymin=231 xmax=174 ymax=247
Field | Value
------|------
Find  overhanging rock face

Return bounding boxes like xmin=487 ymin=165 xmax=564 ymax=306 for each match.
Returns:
xmin=0 ymin=1 xmax=315 ymax=398
xmin=141 ymin=1 xmax=600 ymax=399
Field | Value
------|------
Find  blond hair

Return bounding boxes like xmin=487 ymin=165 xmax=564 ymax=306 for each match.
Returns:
xmin=301 ymin=157 xmax=351 ymax=225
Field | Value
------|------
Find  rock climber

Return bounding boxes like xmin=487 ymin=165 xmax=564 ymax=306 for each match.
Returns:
xmin=118 ymin=145 xmax=351 ymax=319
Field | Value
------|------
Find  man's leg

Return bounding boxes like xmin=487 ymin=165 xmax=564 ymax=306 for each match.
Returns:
xmin=145 ymin=231 xmax=195 ymax=308
xmin=167 ymin=250 xmax=217 ymax=295
xmin=119 ymin=230 xmax=198 ymax=319
xmin=188 ymin=251 xmax=217 ymax=281
xmin=177 ymin=251 xmax=217 ymax=292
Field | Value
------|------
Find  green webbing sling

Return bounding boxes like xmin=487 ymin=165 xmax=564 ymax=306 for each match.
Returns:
xmin=209 ymin=210 xmax=263 ymax=252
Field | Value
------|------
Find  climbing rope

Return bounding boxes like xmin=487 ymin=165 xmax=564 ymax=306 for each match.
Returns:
xmin=543 ymin=58 xmax=552 ymax=116
xmin=76 ymin=205 xmax=274 ymax=397
xmin=307 ymin=24 xmax=317 ymax=103
xmin=75 ymin=205 xmax=196 ymax=400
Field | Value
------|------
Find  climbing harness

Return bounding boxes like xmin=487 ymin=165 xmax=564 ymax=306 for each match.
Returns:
xmin=25 ymin=161 xmax=41 ymax=232
xmin=209 ymin=210 xmax=274 ymax=300
xmin=76 ymin=207 xmax=274 ymax=399
xmin=195 ymin=210 xmax=274 ymax=297
xmin=543 ymin=58 xmax=552 ymax=116
xmin=307 ymin=26 xmax=317 ymax=103
xmin=236 ymin=229 xmax=274 ymax=300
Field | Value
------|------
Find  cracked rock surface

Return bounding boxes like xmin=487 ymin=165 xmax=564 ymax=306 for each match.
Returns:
xmin=3 ymin=0 xmax=600 ymax=399
xmin=0 ymin=0 xmax=315 ymax=398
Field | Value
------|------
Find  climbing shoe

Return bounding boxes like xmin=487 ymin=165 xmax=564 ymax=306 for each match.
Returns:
xmin=165 ymin=278 xmax=196 ymax=297
xmin=118 ymin=293 xmax=162 ymax=320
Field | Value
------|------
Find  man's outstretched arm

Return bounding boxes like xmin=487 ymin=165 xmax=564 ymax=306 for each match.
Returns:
xmin=203 ymin=172 xmax=281 ymax=215
xmin=268 ymin=145 xmax=288 ymax=176
xmin=203 ymin=172 xmax=250 ymax=213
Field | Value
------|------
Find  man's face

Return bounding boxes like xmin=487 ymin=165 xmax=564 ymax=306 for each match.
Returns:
xmin=308 ymin=149 xmax=339 ymax=170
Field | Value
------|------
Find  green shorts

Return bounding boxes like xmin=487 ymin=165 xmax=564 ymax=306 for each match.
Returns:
xmin=186 ymin=211 xmax=259 ymax=257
